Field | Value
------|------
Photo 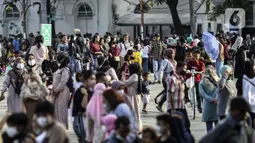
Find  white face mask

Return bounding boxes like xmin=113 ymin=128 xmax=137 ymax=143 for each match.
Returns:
xmin=117 ymin=90 xmax=124 ymax=95
xmin=155 ymin=125 xmax=162 ymax=134
xmin=103 ymin=103 xmax=111 ymax=113
xmin=6 ymin=127 xmax=18 ymax=138
xmin=28 ymin=60 xmax=36 ymax=66
xmin=37 ymin=116 xmax=53 ymax=128
xmin=16 ymin=63 xmax=24 ymax=69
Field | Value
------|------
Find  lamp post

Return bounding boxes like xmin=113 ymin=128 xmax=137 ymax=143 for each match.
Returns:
xmin=140 ymin=0 xmax=144 ymax=40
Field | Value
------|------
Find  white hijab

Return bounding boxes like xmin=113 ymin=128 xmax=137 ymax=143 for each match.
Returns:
xmin=231 ymin=36 xmax=243 ymax=50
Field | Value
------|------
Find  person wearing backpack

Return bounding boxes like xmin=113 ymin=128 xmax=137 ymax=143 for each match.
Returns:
xmin=52 ymin=54 xmax=72 ymax=129
xmin=1 ymin=57 xmax=26 ymax=113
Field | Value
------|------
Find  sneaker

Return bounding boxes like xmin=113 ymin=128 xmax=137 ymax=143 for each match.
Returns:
xmin=198 ymin=108 xmax=202 ymax=113
xmin=142 ymin=109 xmax=148 ymax=114
xmin=156 ymin=106 xmax=164 ymax=112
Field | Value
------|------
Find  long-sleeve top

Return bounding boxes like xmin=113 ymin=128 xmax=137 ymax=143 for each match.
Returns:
xmin=29 ymin=44 xmax=48 ymax=66
xmin=57 ymin=43 xmax=69 ymax=54
xmin=217 ymin=78 xmax=237 ymax=116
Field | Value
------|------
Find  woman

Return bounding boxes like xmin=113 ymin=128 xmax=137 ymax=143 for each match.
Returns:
xmin=103 ymin=89 xmax=136 ymax=132
xmin=25 ymin=54 xmax=42 ymax=75
xmin=20 ymin=71 xmax=49 ymax=128
xmin=123 ymin=63 xmax=142 ymax=132
xmin=242 ymin=60 xmax=255 ymax=128
xmin=100 ymin=38 xmax=107 ymax=57
xmin=90 ymin=34 xmax=103 ymax=69
xmin=52 ymin=54 xmax=71 ymax=129
xmin=82 ymin=70 xmax=96 ymax=102
xmin=121 ymin=50 xmax=135 ymax=81
xmin=41 ymin=50 xmax=58 ymax=86
xmin=56 ymin=34 xmax=69 ymax=55
xmin=1 ymin=57 xmax=26 ymax=112
xmin=97 ymin=56 xmax=118 ymax=81
xmin=142 ymin=40 xmax=150 ymax=72
xmin=108 ymin=39 xmax=120 ymax=70
xmin=86 ymin=83 xmax=106 ymax=143
xmin=199 ymin=64 xmax=219 ymax=132
xmin=29 ymin=35 xmax=48 ymax=66
xmin=217 ymin=65 xmax=237 ymax=120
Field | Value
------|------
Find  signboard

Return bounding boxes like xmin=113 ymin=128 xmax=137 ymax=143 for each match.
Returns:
xmin=41 ymin=24 xmax=52 ymax=46
xmin=224 ymin=8 xmax=245 ymax=29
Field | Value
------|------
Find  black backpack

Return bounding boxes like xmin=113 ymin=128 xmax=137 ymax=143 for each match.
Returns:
xmin=62 ymin=67 xmax=74 ymax=93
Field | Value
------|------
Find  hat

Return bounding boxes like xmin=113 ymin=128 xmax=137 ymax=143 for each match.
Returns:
xmin=111 ymin=81 xmax=124 ymax=90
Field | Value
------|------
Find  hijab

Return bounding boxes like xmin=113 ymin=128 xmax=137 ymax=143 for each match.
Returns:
xmin=220 ymin=65 xmax=232 ymax=79
xmin=86 ymin=83 xmax=106 ymax=127
xmin=231 ymin=37 xmax=243 ymax=50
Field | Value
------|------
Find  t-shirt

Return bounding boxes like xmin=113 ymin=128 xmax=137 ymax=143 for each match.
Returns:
xmin=142 ymin=80 xmax=152 ymax=95
xmin=157 ymin=136 xmax=177 ymax=143
xmin=242 ymin=75 xmax=255 ymax=113
xmin=187 ymin=60 xmax=205 ymax=82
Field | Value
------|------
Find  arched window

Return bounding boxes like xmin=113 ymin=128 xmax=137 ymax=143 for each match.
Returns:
xmin=77 ymin=3 xmax=93 ymax=18
xmin=5 ymin=5 xmax=20 ymax=18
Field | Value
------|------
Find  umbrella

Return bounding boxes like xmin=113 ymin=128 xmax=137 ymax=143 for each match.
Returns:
xmin=202 ymin=32 xmax=219 ymax=60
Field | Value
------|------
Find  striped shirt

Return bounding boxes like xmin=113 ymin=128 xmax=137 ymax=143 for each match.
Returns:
xmin=167 ymin=74 xmax=185 ymax=110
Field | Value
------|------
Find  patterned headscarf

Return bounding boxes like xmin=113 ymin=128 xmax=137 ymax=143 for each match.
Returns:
xmin=220 ymin=65 xmax=232 ymax=79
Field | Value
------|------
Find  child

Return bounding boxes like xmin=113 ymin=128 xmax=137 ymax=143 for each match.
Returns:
xmin=187 ymin=50 xmax=205 ymax=112
xmin=142 ymin=72 xmax=156 ymax=113
xmin=133 ymin=45 xmax=142 ymax=68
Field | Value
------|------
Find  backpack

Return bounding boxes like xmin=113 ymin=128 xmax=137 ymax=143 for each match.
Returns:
xmin=62 ymin=67 xmax=74 ymax=93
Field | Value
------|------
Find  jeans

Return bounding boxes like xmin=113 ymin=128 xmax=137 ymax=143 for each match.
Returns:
xmin=69 ymin=56 xmax=82 ymax=74
xmin=215 ymin=58 xmax=224 ymax=77
xmin=153 ymin=59 xmax=162 ymax=81
xmin=206 ymin=121 xmax=218 ymax=133
xmin=142 ymin=57 xmax=149 ymax=72
xmin=195 ymin=82 xmax=202 ymax=109
xmin=73 ymin=115 xmax=86 ymax=143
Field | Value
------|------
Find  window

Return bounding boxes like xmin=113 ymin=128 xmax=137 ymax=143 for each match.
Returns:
xmin=216 ymin=24 xmax=222 ymax=32
xmin=5 ymin=5 xmax=20 ymax=18
xmin=246 ymin=2 xmax=253 ymax=25
xmin=197 ymin=24 xmax=203 ymax=35
xmin=77 ymin=3 xmax=93 ymax=18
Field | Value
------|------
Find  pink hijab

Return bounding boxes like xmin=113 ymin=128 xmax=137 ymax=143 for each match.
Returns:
xmin=86 ymin=83 xmax=106 ymax=126
xmin=102 ymin=114 xmax=118 ymax=137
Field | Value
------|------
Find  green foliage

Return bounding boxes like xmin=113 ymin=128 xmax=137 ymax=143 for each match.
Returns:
xmin=211 ymin=0 xmax=251 ymax=18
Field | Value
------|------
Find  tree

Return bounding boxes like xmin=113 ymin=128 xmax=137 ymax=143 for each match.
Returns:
xmin=210 ymin=0 xmax=251 ymax=19
xmin=155 ymin=0 xmax=184 ymax=36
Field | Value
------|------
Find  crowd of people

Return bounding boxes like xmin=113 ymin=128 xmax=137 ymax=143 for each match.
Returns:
xmin=0 ymin=30 xmax=254 ymax=143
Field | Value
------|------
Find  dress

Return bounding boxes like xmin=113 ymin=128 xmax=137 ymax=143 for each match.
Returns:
xmin=52 ymin=67 xmax=71 ymax=129
xmin=123 ymin=74 xmax=142 ymax=132
xmin=1 ymin=70 xmax=25 ymax=113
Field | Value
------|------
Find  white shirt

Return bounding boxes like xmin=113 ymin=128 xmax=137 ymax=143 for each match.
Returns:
xmin=242 ymin=75 xmax=255 ymax=113
xmin=119 ymin=41 xmax=133 ymax=57
xmin=142 ymin=46 xmax=149 ymax=58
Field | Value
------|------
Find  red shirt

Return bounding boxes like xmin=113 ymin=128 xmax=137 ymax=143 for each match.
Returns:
xmin=109 ymin=46 xmax=120 ymax=56
xmin=90 ymin=42 xmax=101 ymax=54
xmin=186 ymin=60 xmax=205 ymax=82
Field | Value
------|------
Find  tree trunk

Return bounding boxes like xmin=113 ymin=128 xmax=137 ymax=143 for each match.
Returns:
xmin=166 ymin=0 xmax=184 ymax=36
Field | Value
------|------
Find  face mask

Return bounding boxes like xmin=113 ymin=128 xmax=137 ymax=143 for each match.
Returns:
xmin=16 ymin=63 xmax=24 ymax=69
xmin=6 ymin=127 xmax=18 ymax=138
xmin=103 ymin=103 xmax=111 ymax=113
xmin=37 ymin=116 xmax=48 ymax=128
xmin=117 ymin=90 xmax=124 ymax=95
xmin=28 ymin=60 xmax=36 ymax=66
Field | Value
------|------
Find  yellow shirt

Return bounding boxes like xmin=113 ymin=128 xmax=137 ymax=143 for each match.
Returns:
xmin=134 ymin=51 xmax=142 ymax=67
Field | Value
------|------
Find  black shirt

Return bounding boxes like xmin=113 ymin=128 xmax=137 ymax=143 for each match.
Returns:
xmin=142 ymin=80 xmax=152 ymax=95
xmin=72 ymin=86 xmax=86 ymax=116
xmin=157 ymin=136 xmax=177 ymax=143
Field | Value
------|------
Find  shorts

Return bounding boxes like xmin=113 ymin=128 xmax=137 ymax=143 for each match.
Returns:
xmin=142 ymin=94 xmax=150 ymax=104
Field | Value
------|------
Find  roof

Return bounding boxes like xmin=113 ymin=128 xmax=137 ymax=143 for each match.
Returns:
xmin=116 ymin=0 xmax=201 ymax=26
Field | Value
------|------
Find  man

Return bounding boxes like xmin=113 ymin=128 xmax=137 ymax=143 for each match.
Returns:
xmin=150 ymin=34 xmax=166 ymax=82
xmin=168 ymin=61 xmax=190 ymax=131
xmin=34 ymin=101 xmax=69 ymax=143
xmin=199 ymin=97 xmax=254 ymax=143
xmin=105 ymin=116 xmax=140 ymax=143
xmin=2 ymin=113 xmax=35 ymax=143
xmin=156 ymin=114 xmax=177 ymax=143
